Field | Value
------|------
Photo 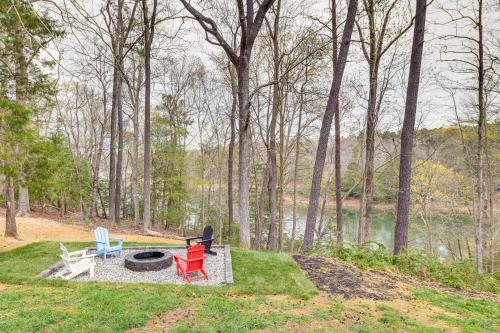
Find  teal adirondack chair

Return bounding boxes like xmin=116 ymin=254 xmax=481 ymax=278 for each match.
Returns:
xmin=94 ymin=227 xmax=123 ymax=261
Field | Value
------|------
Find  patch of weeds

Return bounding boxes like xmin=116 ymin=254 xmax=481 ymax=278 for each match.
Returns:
xmin=343 ymin=304 xmax=445 ymax=333
xmin=414 ymin=288 xmax=500 ymax=333
xmin=329 ymin=298 xmax=343 ymax=320
xmin=313 ymin=309 xmax=331 ymax=320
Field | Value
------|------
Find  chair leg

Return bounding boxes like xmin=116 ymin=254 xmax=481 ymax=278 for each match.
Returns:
xmin=179 ymin=269 xmax=190 ymax=283
xmin=201 ymin=268 xmax=208 ymax=280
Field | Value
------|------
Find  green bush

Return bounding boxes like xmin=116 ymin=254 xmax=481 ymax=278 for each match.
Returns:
xmin=318 ymin=242 xmax=393 ymax=269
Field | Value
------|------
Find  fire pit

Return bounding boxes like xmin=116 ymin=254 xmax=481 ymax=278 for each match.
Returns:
xmin=124 ymin=250 xmax=172 ymax=272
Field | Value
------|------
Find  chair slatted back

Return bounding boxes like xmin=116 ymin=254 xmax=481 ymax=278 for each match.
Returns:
xmin=202 ymin=226 xmax=213 ymax=241
xmin=186 ymin=244 xmax=205 ymax=272
xmin=60 ymin=243 xmax=69 ymax=258
xmin=94 ymin=227 xmax=110 ymax=251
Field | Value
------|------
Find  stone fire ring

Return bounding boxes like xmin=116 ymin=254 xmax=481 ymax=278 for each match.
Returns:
xmin=124 ymin=250 xmax=173 ymax=272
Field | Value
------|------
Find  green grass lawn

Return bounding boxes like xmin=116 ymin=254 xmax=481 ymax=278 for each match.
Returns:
xmin=0 ymin=242 xmax=317 ymax=332
xmin=0 ymin=242 xmax=498 ymax=332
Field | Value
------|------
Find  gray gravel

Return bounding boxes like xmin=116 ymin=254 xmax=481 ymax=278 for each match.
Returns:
xmin=48 ymin=246 xmax=229 ymax=286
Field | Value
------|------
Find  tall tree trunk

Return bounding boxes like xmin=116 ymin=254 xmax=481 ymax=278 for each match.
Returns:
xmin=115 ymin=71 xmax=124 ymax=224
xmin=291 ymin=74 xmax=306 ymax=253
xmin=487 ymin=179 xmax=494 ymax=272
xmin=17 ymin=186 xmax=30 ymax=217
xmin=393 ymin=0 xmax=427 ymax=254
xmin=302 ymin=0 xmax=359 ymax=252
xmin=358 ymin=67 xmax=378 ymax=243
xmin=90 ymin=99 xmax=107 ymax=218
xmin=109 ymin=64 xmax=119 ymax=222
xmin=218 ymin=146 xmax=224 ymax=244
xmin=142 ymin=0 xmax=157 ymax=232
xmin=278 ymin=79 xmax=286 ymax=251
xmin=475 ymin=0 xmax=485 ymax=273
xmin=132 ymin=123 xmax=140 ymax=227
xmin=317 ymin=149 xmax=334 ymax=240
xmin=227 ymin=64 xmax=237 ymax=238
xmin=251 ymin=135 xmax=265 ymax=250
xmin=357 ymin=0 xmax=410 ymax=243
xmin=14 ymin=16 xmax=29 ymax=218
xmin=106 ymin=0 xmax=139 ymax=223
xmin=74 ymin=160 xmax=86 ymax=224
xmin=131 ymin=69 xmax=141 ymax=226
xmin=332 ymin=0 xmax=343 ymax=245
xmin=4 ymin=177 xmax=19 ymax=238
xmin=317 ymin=0 xmax=340 ymax=241
xmin=266 ymin=0 xmax=280 ymax=251
xmin=237 ymin=58 xmax=252 ymax=249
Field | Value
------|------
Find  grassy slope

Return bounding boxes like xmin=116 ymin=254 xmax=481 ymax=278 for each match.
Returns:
xmin=0 ymin=242 xmax=498 ymax=332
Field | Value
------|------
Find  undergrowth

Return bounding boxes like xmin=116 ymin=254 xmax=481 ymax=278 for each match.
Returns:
xmin=315 ymin=242 xmax=499 ymax=293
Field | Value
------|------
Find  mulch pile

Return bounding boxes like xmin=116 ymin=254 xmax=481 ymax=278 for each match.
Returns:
xmin=293 ymin=255 xmax=413 ymax=300
xmin=293 ymin=254 xmax=500 ymax=302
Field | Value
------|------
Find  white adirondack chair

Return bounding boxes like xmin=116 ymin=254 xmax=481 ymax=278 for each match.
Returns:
xmin=55 ymin=243 xmax=96 ymax=280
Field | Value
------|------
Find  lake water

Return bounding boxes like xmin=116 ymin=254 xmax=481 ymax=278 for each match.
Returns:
xmin=282 ymin=205 xmax=474 ymax=259
xmin=185 ymin=203 xmax=474 ymax=260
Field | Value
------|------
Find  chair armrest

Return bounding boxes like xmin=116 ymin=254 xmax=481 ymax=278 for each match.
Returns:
xmin=173 ymin=255 xmax=188 ymax=263
xmin=186 ymin=236 xmax=203 ymax=246
xmin=94 ymin=240 xmax=107 ymax=244
xmin=185 ymin=236 xmax=202 ymax=241
xmin=67 ymin=249 xmax=87 ymax=257
xmin=62 ymin=254 xmax=97 ymax=261
xmin=109 ymin=237 xmax=123 ymax=245
xmin=196 ymin=238 xmax=214 ymax=245
xmin=185 ymin=256 xmax=207 ymax=262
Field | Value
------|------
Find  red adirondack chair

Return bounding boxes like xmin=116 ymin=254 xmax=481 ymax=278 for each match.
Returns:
xmin=172 ymin=244 xmax=209 ymax=283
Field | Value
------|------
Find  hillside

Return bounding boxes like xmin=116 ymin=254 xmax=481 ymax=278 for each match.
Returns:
xmin=1 ymin=215 xmax=498 ymax=332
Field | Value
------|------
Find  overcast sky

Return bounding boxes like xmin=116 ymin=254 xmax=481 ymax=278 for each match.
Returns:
xmin=42 ymin=0 xmax=500 ymax=137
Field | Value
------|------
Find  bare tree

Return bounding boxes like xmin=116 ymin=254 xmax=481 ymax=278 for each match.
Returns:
xmin=356 ymin=0 xmax=414 ymax=243
xmin=142 ymin=0 xmax=158 ymax=232
xmin=100 ymin=0 xmax=140 ymax=223
xmin=331 ymin=0 xmax=343 ymax=245
xmin=264 ymin=0 xmax=281 ymax=251
xmin=179 ymin=0 xmax=277 ymax=248
xmin=227 ymin=62 xmax=237 ymax=238
xmin=393 ymin=0 xmax=428 ymax=254
xmin=437 ymin=0 xmax=498 ymax=272
xmin=474 ymin=0 xmax=486 ymax=273
xmin=290 ymin=62 xmax=309 ymax=253
xmin=302 ymin=0 xmax=359 ymax=252
xmin=123 ymin=53 xmax=143 ymax=226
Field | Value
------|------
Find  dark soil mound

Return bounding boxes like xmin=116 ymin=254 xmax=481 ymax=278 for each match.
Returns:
xmin=293 ymin=255 xmax=413 ymax=300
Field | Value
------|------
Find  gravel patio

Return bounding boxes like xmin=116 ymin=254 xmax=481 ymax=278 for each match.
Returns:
xmin=41 ymin=245 xmax=233 ymax=286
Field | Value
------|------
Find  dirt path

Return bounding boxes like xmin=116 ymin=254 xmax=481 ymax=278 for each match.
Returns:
xmin=0 ymin=215 xmax=183 ymax=252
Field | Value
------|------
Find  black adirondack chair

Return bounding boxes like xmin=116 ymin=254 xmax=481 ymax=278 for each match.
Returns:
xmin=186 ymin=225 xmax=217 ymax=255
